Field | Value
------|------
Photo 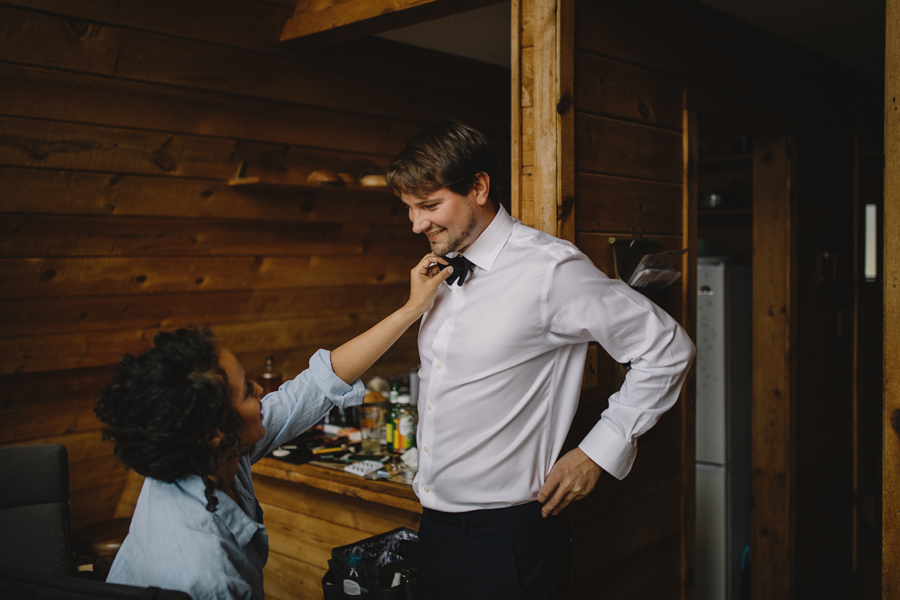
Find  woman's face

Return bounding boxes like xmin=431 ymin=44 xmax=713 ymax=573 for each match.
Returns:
xmin=217 ymin=348 xmax=266 ymax=449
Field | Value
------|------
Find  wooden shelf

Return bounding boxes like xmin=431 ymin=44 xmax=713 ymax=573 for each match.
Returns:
xmin=228 ymin=176 xmax=392 ymax=195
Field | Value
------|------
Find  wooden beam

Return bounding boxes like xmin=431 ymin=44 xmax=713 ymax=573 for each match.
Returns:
xmin=517 ymin=0 xmax=573 ymax=237
xmin=280 ymin=0 xmax=503 ymax=46
xmin=752 ymin=133 xmax=797 ymax=600
xmin=681 ymin=106 xmax=698 ymax=600
xmin=884 ymin=0 xmax=900 ymax=597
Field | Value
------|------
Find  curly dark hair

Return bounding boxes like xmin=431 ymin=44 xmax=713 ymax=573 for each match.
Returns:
xmin=95 ymin=327 xmax=244 ymax=512
xmin=387 ymin=119 xmax=500 ymax=209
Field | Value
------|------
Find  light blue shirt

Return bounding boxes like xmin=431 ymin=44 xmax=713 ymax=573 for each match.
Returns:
xmin=107 ymin=349 xmax=365 ymax=599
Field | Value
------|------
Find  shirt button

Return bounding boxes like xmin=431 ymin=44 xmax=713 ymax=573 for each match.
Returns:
xmin=436 ymin=363 xmax=442 ymax=370
xmin=423 ymin=486 xmax=430 ymax=493
xmin=427 ymin=404 xmax=433 ymax=412
xmin=423 ymin=446 xmax=429 ymax=453
xmin=443 ymin=324 xmax=450 ymax=331
xmin=455 ymin=289 xmax=460 ymax=294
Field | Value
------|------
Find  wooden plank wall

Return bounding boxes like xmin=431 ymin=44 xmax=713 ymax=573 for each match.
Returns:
xmin=521 ymin=1 xmax=880 ymax=599
xmin=568 ymin=3 xmax=687 ymax=598
xmin=0 ymin=0 xmax=509 ymax=534
xmin=515 ymin=1 xmax=688 ymax=597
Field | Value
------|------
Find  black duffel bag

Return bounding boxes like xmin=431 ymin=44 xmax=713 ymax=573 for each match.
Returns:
xmin=323 ymin=526 xmax=418 ymax=600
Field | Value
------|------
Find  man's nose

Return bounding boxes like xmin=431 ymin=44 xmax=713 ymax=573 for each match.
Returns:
xmin=410 ymin=211 xmax=430 ymax=234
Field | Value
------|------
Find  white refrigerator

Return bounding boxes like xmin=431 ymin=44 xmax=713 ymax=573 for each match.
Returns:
xmin=695 ymin=259 xmax=752 ymax=600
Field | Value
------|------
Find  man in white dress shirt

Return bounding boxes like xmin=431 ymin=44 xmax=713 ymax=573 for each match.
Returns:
xmin=386 ymin=120 xmax=695 ymax=599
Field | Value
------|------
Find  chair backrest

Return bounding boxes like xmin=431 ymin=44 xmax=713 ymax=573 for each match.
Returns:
xmin=0 ymin=443 xmax=74 ymax=576
xmin=0 ymin=566 xmax=193 ymax=600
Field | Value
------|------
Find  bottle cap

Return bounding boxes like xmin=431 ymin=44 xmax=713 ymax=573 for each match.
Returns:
xmin=348 ymin=554 xmax=362 ymax=567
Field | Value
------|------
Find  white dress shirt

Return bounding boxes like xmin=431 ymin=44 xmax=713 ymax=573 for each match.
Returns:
xmin=413 ymin=206 xmax=695 ymax=512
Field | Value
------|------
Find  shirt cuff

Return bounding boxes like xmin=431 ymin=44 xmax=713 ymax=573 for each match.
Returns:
xmin=578 ymin=420 xmax=637 ymax=480
xmin=308 ymin=349 xmax=366 ymax=407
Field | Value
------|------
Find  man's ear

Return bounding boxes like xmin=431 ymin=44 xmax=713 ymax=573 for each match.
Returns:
xmin=472 ymin=172 xmax=491 ymax=207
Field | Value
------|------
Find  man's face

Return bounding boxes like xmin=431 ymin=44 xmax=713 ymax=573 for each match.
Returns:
xmin=402 ymin=187 xmax=480 ymax=256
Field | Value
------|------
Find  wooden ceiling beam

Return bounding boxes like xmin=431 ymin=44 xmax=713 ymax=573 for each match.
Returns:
xmin=281 ymin=0 xmax=504 ymax=46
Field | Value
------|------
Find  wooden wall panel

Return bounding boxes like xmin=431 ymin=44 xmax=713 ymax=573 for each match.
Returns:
xmin=575 ymin=114 xmax=683 ymax=183
xmin=752 ymin=134 xmax=796 ymax=600
xmin=510 ymin=2 xmax=690 ymax=596
xmin=252 ymin=473 xmax=422 ymax=600
xmin=0 ymin=0 xmax=509 ymax=543
xmin=574 ymin=52 xmax=683 ymax=130
xmin=566 ymin=2 xmax=879 ymax=597
xmin=2 ymin=168 xmax=410 ymax=221
xmin=575 ymin=174 xmax=682 ymax=235
xmin=0 ymin=285 xmax=411 ymax=337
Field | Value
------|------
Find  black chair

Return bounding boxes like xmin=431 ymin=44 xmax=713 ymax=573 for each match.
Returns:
xmin=0 ymin=444 xmax=74 ymax=576
xmin=0 ymin=566 xmax=191 ymax=600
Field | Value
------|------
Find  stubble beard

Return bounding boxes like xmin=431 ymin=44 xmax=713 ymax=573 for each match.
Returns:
xmin=428 ymin=205 xmax=480 ymax=256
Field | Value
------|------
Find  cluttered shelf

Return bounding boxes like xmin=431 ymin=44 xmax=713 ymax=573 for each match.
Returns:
xmin=228 ymin=177 xmax=393 ymax=195
xmin=252 ymin=458 xmax=421 ymax=514
xmin=228 ymin=165 xmax=392 ymax=194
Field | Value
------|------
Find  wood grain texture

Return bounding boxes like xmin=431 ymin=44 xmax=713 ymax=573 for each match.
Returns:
xmin=0 ymin=311 xmax=414 ymax=373
xmin=263 ymin=550 xmax=325 ymax=600
xmin=281 ymin=0 xmax=502 ymax=45
xmin=252 ymin=459 xmax=421 ymax=513
xmin=574 ymin=52 xmax=683 ymax=130
xmin=751 ymin=134 xmax=796 ymax=600
xmin=252 ymin=464 xmax=424 ymax=599
xmin=0 ymin=255 xmax=414 ymax=300
xmin=0 ymin=0 xmax=507 ymax=532
xmin=575 ymin=173 xmax=682 ymax=235
xmin=0 ymin=168 xmax=409 ymax=222
xmin=575 ymin=114 xmax=683 ymax=183
xmin=530 ymin=0 xmax=562 ymax=235
xmin=0 ymin=285 xmax=411 ymax=337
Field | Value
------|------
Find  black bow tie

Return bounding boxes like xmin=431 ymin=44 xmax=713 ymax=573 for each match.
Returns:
xmin=439 ymin=254 xmax=475 ymax=286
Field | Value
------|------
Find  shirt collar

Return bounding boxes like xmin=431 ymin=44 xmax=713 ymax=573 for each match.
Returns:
xmin=455 ymin=204 xmax=514 ymax=273
xmin=177 ymin=472 xmax=263 ymax=549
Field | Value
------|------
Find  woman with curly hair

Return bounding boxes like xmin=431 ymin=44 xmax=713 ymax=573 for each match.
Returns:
xmin=96 ymin=254 xmax=453 ymax=600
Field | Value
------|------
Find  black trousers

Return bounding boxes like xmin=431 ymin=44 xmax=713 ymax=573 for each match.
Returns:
xmin=416 ymin=501 xmax=573 ymax=600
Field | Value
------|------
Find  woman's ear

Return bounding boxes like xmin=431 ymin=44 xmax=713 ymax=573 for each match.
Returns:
xmin=206 ymin=429 xmax=225 ymax=448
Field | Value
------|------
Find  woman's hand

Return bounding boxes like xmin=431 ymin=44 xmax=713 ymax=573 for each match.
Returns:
xmin=404 ymin=253 xmax=453 ymax=317
xmin=330 ymin=254 xmax=452 ymax=384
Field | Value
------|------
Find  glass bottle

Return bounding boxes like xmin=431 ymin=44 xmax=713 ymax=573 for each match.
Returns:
xmin=394 ymin=393 xmax=416 ymax=453
xmin=343 ymin=554 xmax=368 ymax=596
xmin=257 ymin=356 xmax=282 ymax=396
xmin=385 ymin=381 xmax=399 ymax=454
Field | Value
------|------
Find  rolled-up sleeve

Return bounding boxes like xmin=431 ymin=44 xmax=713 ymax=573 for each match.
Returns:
xmin=249 ymin=349 xmax=366 ymax=462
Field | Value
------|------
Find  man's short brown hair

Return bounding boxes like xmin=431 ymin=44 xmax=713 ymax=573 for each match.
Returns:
xmin=387 ymin=119 xmax=499 ymax=208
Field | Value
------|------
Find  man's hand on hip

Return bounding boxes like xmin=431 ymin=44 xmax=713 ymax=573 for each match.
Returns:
xmin=538 ymin=448 xmax=603 ymax=518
